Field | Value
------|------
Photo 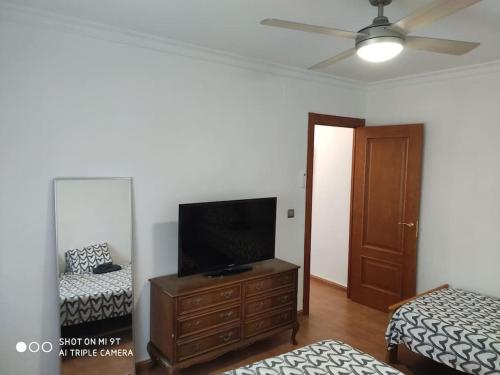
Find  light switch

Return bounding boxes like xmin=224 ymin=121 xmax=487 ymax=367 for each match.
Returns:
xmin=287 ymin=209 xmax=295 ymax=218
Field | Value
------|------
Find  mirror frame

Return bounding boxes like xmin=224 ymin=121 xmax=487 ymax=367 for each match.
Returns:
xmin=53 ymin=177 xmax=135 ymax=373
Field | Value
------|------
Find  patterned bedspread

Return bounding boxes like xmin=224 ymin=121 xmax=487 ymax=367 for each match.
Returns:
xmin=386 ymin=287 xmax=500 ymax=374
xmin=59 ymin=264 xmax=132 ymax=326
xmin=224 ymin=340 xmax=403 ymax=375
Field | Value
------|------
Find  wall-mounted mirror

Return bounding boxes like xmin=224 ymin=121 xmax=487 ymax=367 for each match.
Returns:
xmin=54 ymin=178 xmax=134 ymax=375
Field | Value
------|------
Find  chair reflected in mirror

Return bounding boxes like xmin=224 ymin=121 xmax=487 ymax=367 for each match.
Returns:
xmin=54 ymin=178 xmax=135 ymax=374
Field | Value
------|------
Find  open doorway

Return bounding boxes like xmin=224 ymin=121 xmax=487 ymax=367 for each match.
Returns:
xmin=303 ymin=113 xmax=365 ymax=315
xmin=303 ymin=113 xmax=424 ymax=314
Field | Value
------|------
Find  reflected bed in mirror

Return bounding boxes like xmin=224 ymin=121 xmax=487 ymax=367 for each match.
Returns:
xmin=54 ymin=177 xmax=135 ymax=375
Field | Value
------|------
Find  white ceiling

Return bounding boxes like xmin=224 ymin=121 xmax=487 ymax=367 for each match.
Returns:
xmin=3 ymin=0 xmax=499 ymax=82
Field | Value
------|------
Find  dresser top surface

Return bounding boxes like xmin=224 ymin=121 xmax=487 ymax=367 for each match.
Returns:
xmin=149 ymin=258 xmax=299 ymax=297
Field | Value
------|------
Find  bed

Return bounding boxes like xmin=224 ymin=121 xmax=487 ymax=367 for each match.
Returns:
xmin=59 ymin=263 xmax=133 ymax=326
xmin=223 ymin=340 xmax=403 ymax=375
xmin=386 ymin=285 xmax=500 ymax=375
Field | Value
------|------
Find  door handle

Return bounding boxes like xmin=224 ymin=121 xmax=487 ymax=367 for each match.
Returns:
xmin=398 ymin=222 xmax=415 ymax=228
xmin=399 ymin=221 xmax=419 ymax=238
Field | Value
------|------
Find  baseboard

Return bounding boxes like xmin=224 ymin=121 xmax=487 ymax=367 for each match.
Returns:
xmin=310 ymin=274 xmax=347 ymax=292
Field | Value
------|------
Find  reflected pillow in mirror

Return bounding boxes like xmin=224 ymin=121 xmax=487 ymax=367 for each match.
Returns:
xmin=65 ymin=243 xmax=113 ymax=274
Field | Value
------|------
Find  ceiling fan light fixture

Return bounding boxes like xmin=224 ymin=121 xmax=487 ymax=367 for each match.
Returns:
xmin=262 ymin=0 xmax=481 ymax=70
xmin=356 ymin=37 xmax=404 ymax=63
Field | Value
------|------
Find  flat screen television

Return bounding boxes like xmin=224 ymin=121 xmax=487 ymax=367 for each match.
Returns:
xmin=178 ymin=197 xmax=277 ymax=277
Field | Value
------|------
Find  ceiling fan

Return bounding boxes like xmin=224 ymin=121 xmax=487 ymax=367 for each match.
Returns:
xmin=261 ymin=0 xmax=482 ymax=70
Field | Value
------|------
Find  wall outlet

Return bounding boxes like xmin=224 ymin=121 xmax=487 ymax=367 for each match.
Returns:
xmin=287 ymin=209 xmax=295 ymax=218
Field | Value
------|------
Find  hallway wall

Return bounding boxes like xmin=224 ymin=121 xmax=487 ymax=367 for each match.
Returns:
xmin=310 ymin=126 xmax=354 ymax=287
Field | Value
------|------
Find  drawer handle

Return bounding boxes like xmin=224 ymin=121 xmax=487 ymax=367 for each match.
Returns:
xmin=220 ymin=311 xmax=233 ymax=320
xmin=220 ymin=332 xmax=233 ymax=342
xmin=254 ymin=281 xmax=264 ymax=291
xmin=280 ymin=276 xmax=290 ymax=284
xmin=221 ymin=290 xmax=234 ymax=299
xmin=189 ymin=298 xmax=201 ymax=307
xmin=185 ymin=319 xmax=201 ymax=329
xmin=256 ymin=301 xmax=265 ymax=310
xmin=280 ymin=313 xmax=289 ymax=321
xmin=279 ymin=295 xmax=289 ymax=303
xmin=191 ymin=343 xmax=200 ymax=352
xmin=256 ymin=321 xmax=264 ymax=329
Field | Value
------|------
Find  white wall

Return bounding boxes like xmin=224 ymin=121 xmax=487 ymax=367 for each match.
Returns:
xmin=55 ymin=178 xmax=132 ymax=273
xmin=5 ymin=9 xmax=499 ymax=375
xmin=366 ymin=70 xmax=500 ymax=299
xmin=0 ymin=18 xmax=365 ymax=374
xmin=310 ymin=126 xmax=353 ymax=287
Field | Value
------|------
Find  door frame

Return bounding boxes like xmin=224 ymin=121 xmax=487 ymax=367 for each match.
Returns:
xmin=303 ymin=112 xmax=365 ymax=316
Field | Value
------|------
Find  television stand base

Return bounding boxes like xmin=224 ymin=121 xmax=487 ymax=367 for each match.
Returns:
xmin=204 ymin=264 xmax=253 ymax=277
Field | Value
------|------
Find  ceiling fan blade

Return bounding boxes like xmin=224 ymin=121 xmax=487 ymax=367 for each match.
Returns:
xmin=393 ymin=0 xmax=482 ymax=33
xmin=406 ymin=36 xmax=479 ymax=55
xmin=260 ymin=19 xmax=362 ymax=39
xmin=308 ymin=48 xmax=356 ymax=71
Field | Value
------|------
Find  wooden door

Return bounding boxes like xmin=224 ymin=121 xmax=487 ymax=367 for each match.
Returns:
xmin=349 ymin=124 xmax=423 ymax=311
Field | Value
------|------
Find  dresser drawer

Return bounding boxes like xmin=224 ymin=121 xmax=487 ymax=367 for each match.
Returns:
xmin=244 ymin=308 xmax=293 ymax=338
xmin=176 ymin=326 xmax=240 ymax=361
xmin=245 ymin=289 xmax=295 ymax=317
xmin=244 ymin=271 xmax=294 ymax=297
xmin=178 ymin=305 xmax=240 ymax=338
xmin=178 ymin=285 xmax=240 ymax=315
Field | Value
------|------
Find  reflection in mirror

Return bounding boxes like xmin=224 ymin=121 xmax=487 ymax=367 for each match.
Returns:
xmin=54 ymin=178 xmax=134 ymax=375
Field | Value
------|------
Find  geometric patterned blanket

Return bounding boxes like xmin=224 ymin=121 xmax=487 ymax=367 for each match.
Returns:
xmin=59 ymin=264 xmax=132 ymax=326
xmin=386 ymin=288 xmax=500 ymax=375
xmin=223 ymin=340 xmax=403 ymax=375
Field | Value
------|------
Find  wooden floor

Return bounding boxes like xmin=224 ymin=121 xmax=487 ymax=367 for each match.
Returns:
xmin=138 ymin=278 xmax=461 ymax=375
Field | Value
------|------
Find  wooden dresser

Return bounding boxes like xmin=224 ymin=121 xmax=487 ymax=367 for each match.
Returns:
xmin=147 ymin=258 xmax=300 ymax=374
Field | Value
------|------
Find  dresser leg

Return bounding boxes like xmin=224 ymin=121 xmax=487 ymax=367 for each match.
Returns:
xmin=386 ymin=345 xmax=398 ymax=363
xmin=147 ymin=341 xmax=177 ymax=374
xmin=291 ymin=321 xmax=300 ymax=345
xmin=147 ymin=342 xmax=159 ymax=367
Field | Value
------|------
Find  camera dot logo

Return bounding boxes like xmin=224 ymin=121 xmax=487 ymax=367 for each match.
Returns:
xmin=16 ymin=341 xmax=53 ymax=353
xmin=16 ymin=342 xmax=27 ymax=353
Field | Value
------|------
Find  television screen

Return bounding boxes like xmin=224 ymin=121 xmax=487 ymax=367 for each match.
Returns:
xmin=178 ymin=197 xmax=277 ymax=277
